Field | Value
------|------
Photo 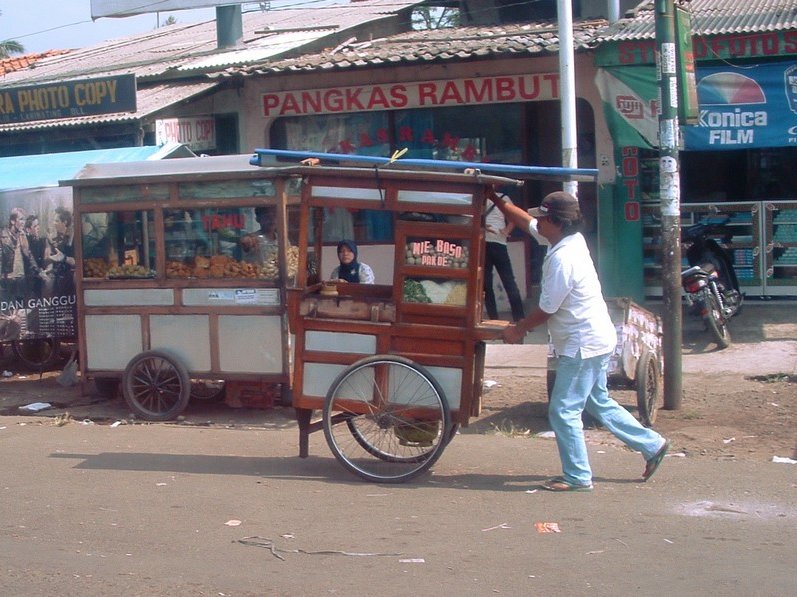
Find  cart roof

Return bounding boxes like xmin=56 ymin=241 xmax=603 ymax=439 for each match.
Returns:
xmin=62 ymin=153 xmax=524 ymax=188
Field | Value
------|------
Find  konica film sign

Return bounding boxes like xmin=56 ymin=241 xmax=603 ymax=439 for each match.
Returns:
xmin=0 ymin=74 xmax=136 ymax=124
xmin=597 ymin=61 xmax=797 ymax=150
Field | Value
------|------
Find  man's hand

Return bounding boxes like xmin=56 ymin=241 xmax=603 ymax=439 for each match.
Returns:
xmin=485 ymin=185 xmax=503 ymax=205
xmin=502 ymin=323 xmax=527 ymax=344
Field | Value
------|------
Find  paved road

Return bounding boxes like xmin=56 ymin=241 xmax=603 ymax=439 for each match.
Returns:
xmin=0 ymin=415 xmax=795 ymax=596
xmin=0 ymin=300 xmax=795 ymax=594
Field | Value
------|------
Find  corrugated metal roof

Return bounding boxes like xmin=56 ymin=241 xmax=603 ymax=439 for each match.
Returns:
xmin=228 ymin=19 xmax=606 ymax=77
xmin=0 ymin=80 xmax=218 ymax=133
xmin=0 ymin=1 xmax=426 ymax=87
xmin=0 ymin=143 xmax=193 ymax=192
xmin=597 ymin=0 xmax=797 ymax=42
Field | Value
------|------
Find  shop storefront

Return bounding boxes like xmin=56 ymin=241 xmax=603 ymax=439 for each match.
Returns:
xmin=240 ymin=55 xmax=607 ymax=302
xmin=596 ymin=28 xmax=797 ymax=298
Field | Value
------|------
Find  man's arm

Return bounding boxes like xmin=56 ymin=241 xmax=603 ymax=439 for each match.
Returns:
xmin=485 ymin=186 xmax=534 ymax=233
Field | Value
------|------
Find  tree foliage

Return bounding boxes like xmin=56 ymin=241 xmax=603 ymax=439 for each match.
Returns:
xmin=412 ymin=7 xmax=460 ymax=30
xmin=0 ymin=10 xmax=25 ymax=58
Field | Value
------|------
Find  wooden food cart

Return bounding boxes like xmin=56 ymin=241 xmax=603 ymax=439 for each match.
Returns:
xmin=64 ymin=155 xmax=300 ymax=421
xmin=248 ymin=149 xmax=553 ymax=484
xmin=66 ymin=150 xmax=596 ymax=483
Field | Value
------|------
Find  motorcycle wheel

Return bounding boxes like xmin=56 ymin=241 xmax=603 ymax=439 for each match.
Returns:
xmin=635 ymin=350 xmax=662 ymax=427
xmin=704 ymin=293 xmax=731 ymax=350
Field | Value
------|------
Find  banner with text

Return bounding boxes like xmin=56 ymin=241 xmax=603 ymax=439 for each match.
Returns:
xmin=262 ymin=73 xmax=560 ymax=117
xmin=597 ymin=62 xmax=797 ymax=150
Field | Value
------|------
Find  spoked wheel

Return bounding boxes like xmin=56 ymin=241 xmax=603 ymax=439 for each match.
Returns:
xmin=189 ymin=379 xmax=226 ymax=402
xmin=122 ymin=350 xmax=190 ymax=421
xmin=323 ymin=355 xmax=451 ymax=483
xmin=635 ymin=350 xmax=662 ymax=427
xmin=12 ymin=338 xmax=60 ymax=370
xmin=704 ymin=294 xmax=731 ymax=349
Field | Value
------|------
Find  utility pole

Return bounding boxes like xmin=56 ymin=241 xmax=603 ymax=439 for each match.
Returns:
xmin=557 ymin=0 xmax=578 ymax=196
xmin=655 ymin=0 xmax=683 ymax=409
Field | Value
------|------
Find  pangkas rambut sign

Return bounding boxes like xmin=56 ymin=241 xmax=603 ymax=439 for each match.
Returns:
xmin=262 ymin=73 xmax=560 ymax=117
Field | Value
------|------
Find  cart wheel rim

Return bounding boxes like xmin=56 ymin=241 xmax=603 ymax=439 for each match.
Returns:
xmin=123 ymin=350 xmax=190 ymax=421
xmin=323 ymin=355 xmax=451 ymax=483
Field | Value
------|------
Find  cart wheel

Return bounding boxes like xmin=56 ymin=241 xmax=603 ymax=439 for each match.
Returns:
xmin=122 ymin=350 xmax=190 ymax=421
xmin=323 ymin=355 xmax=451 ymax=483
xmin=94 ymin=377 xmax=120 ymax=399
xmin=189 ymin=379 xmax=226 ymax=402
xmin=12 ymin=338 xmax=60 ymax=370
xmin=636 ymin=350 xmax=662 ymax=427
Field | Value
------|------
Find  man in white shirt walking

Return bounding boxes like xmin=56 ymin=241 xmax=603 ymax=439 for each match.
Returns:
xmin=486 ymin=188 xmax=670 ymax=491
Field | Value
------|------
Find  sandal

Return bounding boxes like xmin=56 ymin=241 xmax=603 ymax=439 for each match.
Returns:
xmin=642 ymin=439 xmax=671 ymax=482
xmin=542 ymin=477 xmax=593 ymax=492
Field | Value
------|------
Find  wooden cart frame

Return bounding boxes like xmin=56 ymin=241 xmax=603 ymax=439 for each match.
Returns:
xmin=274 ymin=163 xmax=519 ymax=482
xmin=65 ymin=156 xmax=298 ymax=421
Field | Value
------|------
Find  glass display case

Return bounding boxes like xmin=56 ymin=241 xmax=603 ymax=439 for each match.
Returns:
xmin=764 ymin=201 xmax=797 ymax=294
xmin=643 ymin=200 xmax=797 ymax=297
xmin=66 ymin=156 xmax=298 ymax=421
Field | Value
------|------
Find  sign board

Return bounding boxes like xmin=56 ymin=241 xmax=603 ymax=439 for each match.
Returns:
xmin=262 ymin=73 xmax=561 ymax=118
xmin=91 ymin=0 xmax=243 ymax=18
xmin=0 ymin=75 xmax=136 ymax=125
xmin=156 ymin=117 xmax=217 ymax=151
xmin=597 ymin=61 xmax=797 ymax=150
xmin=675 ymin=6 xmax=699 ymax=125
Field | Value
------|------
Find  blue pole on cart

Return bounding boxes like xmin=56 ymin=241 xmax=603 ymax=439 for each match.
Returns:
xmin=250 ymin=149 xmax=598 ymax=182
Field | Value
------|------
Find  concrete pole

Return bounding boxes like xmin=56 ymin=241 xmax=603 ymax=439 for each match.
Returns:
xmin=557 ymin=0 xmax=578 ymax=197
xmin=655 ymin=0 xmax=683 ymax=410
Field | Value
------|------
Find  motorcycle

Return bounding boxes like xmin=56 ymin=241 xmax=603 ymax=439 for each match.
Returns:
xmin=681 ymin=215 xmax=744 ymax=349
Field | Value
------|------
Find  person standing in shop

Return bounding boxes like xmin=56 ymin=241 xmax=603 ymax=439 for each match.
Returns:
xmin=483 ymin=190 xmax=525 ymax=322
xmin=486 ymin=187 xmax=670 ymax=491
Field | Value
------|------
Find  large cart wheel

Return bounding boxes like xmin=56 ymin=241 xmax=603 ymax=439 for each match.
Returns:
xmin=189 ymin=379 xmax=226 ymax=402
xmin=122 ymin=350 xmax=190 ymax=421
xmin=323 ymin=355 xmax=451 ymax=483
xmin=635 ymin=350 xmax=662 ymax=427
xmin=12 ymin=338 xmax=60 ymax=370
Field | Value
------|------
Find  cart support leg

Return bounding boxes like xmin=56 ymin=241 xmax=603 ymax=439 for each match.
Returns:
xmin=296 ymin=407 xmax=313 ymax=458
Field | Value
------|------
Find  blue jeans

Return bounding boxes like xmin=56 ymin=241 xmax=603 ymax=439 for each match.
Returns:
xmin=549 ymin=351 xmax=665 ymax=486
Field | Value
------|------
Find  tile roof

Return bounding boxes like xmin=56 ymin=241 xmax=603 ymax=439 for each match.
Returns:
xmin=596 ymin=0 xmax=797 ymax=42
xmin=225 ymin=18 xmax=607 ymax=77
xmin=0 ymin=50 xmax=71 ymax=76
xmin=0 ymin=1 xmax=426 ymax=87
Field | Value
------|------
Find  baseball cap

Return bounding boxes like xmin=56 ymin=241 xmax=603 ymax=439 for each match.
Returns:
xmin=528 ymin=191 xmax=581 ymax=220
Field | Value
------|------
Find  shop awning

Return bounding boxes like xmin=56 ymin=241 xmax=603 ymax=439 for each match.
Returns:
xmin=0 ymin=80 xmax=219 ymax=133
xmin=0 ymin=142 xmax=194 ymax=192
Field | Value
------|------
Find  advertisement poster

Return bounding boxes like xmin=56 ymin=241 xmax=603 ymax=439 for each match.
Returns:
xmin=0 ymin=192 xmax=76 ymax=343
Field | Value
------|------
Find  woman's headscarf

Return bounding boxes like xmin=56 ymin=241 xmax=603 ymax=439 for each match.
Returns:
xmin=336 ymin=239 xmax=361 ymax=283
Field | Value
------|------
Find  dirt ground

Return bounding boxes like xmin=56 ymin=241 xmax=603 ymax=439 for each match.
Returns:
xmin=2 ymin=362 xmax=794 ymax=465
xmin=470 ymin=367 xmax=797 ymax=463
xmin=1 ymin=303 xmax=795 ymax=465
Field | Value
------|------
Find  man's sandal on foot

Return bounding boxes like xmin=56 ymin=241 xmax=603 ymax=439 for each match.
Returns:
xmin=541 ymin=477 xmax=593 ymax=492
xmin=642 ymin=439 xmax=671 ymax=482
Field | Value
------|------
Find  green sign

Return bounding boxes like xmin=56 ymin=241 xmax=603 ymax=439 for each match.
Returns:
xmin=675 ymin=6 xmax=698 ymax=125
xmin=0 ymin=74 xmax=136 ymax=124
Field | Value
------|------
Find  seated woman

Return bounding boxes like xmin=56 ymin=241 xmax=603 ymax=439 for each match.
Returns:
xmin=330 ymin=239 xmax=374 ymax=284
